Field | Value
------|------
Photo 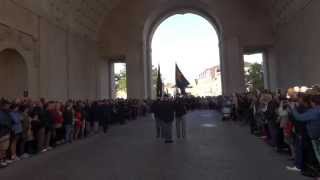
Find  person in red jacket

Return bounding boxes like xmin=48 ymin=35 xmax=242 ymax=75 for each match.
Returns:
xmin=51 ymin=103 xmax=64 ymax=145
xmin=74 ymin=107 xmax=82 ymax=140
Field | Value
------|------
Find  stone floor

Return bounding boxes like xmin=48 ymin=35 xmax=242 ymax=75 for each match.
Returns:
xmin=0 ymin=110 xmax=310 ymax=180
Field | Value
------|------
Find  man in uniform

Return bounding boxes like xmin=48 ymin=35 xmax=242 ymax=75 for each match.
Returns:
xmin=159 ymin=97 xmax=175 ymax=143
xmin=175 ymin=98 xmax=187 ymax=139
xmin=151 ymin=99 xmax=162 ymax=138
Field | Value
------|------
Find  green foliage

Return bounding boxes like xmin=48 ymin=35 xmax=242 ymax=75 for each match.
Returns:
xmin=114 ymin=69 xmax=127 ymax=92
xmin=152 ymin=65 xmax=158 ymax=87
xmin=245 ymin=63 xmax=264 ymax=91
xmin=151 ymin=65 xmax=158 ymax=96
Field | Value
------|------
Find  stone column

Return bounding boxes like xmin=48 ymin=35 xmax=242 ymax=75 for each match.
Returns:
xmin=263 ymin=48 xmax=278 ymax=90
xmin=109 ymin=63 xmax=116 ymax=99
xmin=220 ymin=37 xmax=245 ymax=95
xmin=96 ymin=59 xmax=110 ymax=99
xmin=145 ymin=46 xmax=153 ymax=99
xmin=126 ymin=47 xmax=147 ymax=99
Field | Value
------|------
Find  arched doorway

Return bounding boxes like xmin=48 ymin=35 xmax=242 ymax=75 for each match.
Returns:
xmin=145 ymin=9 xmax=222 ymax=98
xmin=0 ymin=49 xmax=28 ymax=99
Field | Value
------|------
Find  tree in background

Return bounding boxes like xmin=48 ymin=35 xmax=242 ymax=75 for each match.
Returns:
xmin=156 ymin=65 xmax=163 ymax=98
xmin=152 ymin=65 xmax=159 ymax=97
xmin=245 ymin=63 xmax=264 ymax=91
xmin=114 ymin=69 xmax=127 ymax=95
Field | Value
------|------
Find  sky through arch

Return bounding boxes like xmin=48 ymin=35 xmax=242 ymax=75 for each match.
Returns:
xmin=152 ymin=13 xmax=220 ymax=84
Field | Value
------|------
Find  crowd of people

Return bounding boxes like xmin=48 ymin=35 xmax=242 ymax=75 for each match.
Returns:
xmin=3 ymin=88 xmax=319 ymax=179
xmin=226 ymin=86 xmax=320 ymax=178
xmin=0 ymin=97 xmax=148 ymax=168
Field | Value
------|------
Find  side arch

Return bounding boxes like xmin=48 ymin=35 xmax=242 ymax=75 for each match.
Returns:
xmin=0 ymin=48 xmax=28 ymax=99
xmin=0 ymin=43 xmax=38 ymax=98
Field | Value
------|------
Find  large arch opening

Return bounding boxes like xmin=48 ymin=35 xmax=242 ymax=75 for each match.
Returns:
xmin=0 ymin=49 xmax=28 ymax=99
xmin=148 ymin=12 xmax=222 ymax=98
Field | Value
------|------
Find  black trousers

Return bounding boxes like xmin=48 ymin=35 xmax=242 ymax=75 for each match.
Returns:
xmin=102 ymin=121 xmax=109 ymax=133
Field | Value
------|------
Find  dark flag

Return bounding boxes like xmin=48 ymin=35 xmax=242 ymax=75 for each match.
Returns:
xmin=156 ymin=65 xmax=163 ymax=98
xmin=175 ymin=64 xmax=190 ymax=95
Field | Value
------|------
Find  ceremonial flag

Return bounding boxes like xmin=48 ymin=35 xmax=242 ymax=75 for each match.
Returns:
xmin=175 ymin=64 xmax=190 ymax=95
xmin=156 ymin=65 xmax=163 ymax=98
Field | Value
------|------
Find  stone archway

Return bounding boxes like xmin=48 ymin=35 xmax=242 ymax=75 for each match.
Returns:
xmin=143 ymin=5 xmax=224 ymax=98
xmin=0 ymin=49 xmax=28 ymax=99
xmin=98 ymin=0 xmax=270 ymax=98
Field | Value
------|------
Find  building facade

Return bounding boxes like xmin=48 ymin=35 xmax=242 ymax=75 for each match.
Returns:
xmin=190 ymin=66 xmax=222 ymax=97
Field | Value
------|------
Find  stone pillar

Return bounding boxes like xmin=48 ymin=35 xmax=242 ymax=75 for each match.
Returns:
xmin=97 ymin=59 xmax=110 ymax=99
xmin=145 ymin=46 xmax=153 ymax=99
xmin=109 ymin=63 xmax=116 ymax=99
xmin=127 ymin=48 xmax=147 ymax=99
xmin=220 ymin=37 xmax=245 ymax=95
xmin=264 ymin=48 xmax=278 ymax=90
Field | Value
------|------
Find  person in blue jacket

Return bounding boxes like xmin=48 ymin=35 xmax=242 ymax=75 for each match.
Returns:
xmin=289 ymin=94 xmax=320 ymax=177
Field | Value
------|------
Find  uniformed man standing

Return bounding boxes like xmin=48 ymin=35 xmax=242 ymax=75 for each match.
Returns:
xmin=151 ymin=99 xmax=162 ymax=138
xmin=159 ymin=97 xmax=175 ymax=143
xmin=175 ymin=98 xmax=187 ymax=139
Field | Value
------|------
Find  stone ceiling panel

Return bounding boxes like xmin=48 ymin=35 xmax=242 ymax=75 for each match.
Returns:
xmin=9 ymin=0 xmax=314 ymax=39
xmin=257 ymin=0 xmax=313 ymax=30
xmin=10 ymin=0 xmax=121 ymax=40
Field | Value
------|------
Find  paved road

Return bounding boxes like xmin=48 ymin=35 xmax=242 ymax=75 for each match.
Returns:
xmin=0 ymin=110 xmax=309 ymax=180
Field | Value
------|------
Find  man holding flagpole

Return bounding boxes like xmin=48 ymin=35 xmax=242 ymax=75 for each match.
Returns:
xmin=174 ymin=64 xmax=190 ymax=139
xmin=151 ymin=65 xmax=164 ymax=139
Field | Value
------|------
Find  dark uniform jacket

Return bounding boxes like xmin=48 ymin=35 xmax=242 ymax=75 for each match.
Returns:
xmin=175 ymin=102 xmax=187 ymax=118
xmin=159 ymin=101 xmax=175 ymax=123
xmin=151 ymin=101 xmax=161 ymax=119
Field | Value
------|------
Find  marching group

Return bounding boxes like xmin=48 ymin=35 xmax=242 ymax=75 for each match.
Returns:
xmin=151 ymin=96 xmax=218 ymax=143
xmin=227 ymin=87 xmax=320 ymax=178
xmin=0 ymin=98 xmax=148 ymax=168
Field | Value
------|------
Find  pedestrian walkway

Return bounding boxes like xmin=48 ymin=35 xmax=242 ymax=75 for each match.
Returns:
xmin=0 ymin=110 xmax=309 ymax=180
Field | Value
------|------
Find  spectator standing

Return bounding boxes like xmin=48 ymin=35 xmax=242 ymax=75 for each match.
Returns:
xmin=20 ymin=106 xmax=33 ymax=158
xmin=289 ymin=95 xmax=320 ymax=178
xmin=9 ymin=104 xmax=23 ymax=161
xmin=0 ymin=101 xmax=12 ymax=168
xmin=63 ymin=104 xmax=74 ymax=143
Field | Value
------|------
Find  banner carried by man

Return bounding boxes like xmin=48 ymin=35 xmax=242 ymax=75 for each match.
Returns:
xmin=175 ymin=64 xmax=190 ymax=95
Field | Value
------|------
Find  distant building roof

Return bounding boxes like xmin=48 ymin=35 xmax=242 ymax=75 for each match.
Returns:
xmin=197 ymin=65 xmax=220 ymax=80
xmin=244 ymin=62 xmax=253 ymax=67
